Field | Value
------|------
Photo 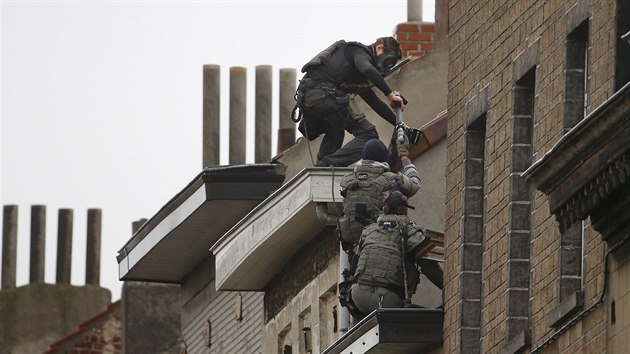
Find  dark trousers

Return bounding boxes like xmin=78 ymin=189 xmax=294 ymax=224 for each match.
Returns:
xmin=314 ymin=99 xmax=379 ymax=167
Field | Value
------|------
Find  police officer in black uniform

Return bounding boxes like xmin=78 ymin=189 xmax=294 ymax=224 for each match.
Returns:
xmin=295 ymin=37 xmax=405 ymax=167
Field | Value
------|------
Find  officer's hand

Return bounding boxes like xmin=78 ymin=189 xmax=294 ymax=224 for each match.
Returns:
xmin=388 ymin=93 xmax=405 ymax=111
xmin=397 ymin=131 xmax=410 ymax=157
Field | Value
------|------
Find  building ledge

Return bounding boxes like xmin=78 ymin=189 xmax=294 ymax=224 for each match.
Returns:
xmin=117 ymin=164 xmax=286 ymax=283
xmin=321 ymin=308 xmax=444 ymax=354
xmin=211 ymin=167 xmax=351 ymax=291
xmin=523 ymin=82 xmax=630 ymax=238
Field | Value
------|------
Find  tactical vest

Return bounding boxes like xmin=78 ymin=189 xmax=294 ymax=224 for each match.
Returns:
xmin=338 ymin=164 xmax=398 ymax=244
xmin=301 ymin=40 xmax=376 ymax=94
xmin=354 ymin=215 xmax=420 ymax=292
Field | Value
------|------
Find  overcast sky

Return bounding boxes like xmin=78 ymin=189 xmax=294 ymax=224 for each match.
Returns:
xmin=1 ymin=0 xmax=434 ymax=300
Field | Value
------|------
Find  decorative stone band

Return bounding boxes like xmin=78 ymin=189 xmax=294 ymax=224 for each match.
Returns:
xmin=554 ymin=152 xmax=630 ymax=233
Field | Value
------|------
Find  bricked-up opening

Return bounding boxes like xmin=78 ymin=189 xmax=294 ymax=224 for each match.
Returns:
xmin=616 ymin=0 xmax=630 ymax=90
xmin=507 ymin=68 xmax=535 ymax=341
xmin=564 ymin=21 xmax=589 ymax=133
xmin=558 ymin=19 xmax=589 ymax=305
xmin=461 ymin=113 xmax=486 ymax=354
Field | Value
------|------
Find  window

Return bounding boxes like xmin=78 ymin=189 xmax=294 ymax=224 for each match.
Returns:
xmin=507 ymin=68 xmax=535 ymax=339
xmin=616 ymin=0 xmax=630 ymax=89
xmin=461 ymin=101 xmax=487 ymax=353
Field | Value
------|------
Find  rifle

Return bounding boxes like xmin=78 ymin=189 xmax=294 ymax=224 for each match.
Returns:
xmin=392 ymin=91 xmax=421 ymax=145
xmin=398 ymin=217 xmax=412 ymax=307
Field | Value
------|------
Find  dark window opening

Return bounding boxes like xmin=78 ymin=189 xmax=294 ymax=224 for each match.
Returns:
xmin=616 ymin=0 xmax=630 ymax=89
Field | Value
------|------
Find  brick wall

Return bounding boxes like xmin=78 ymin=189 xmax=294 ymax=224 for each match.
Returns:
xmin=396 ymin=22 xmax=435 ymax=58
xmin=446 ymin=0 xmax=618 ymax=353
xmin=46 ymin=301 xmax=121 ymax=354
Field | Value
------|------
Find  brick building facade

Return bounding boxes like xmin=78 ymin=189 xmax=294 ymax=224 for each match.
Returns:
xmin=445 ymin=0 xmax=629 ymax=353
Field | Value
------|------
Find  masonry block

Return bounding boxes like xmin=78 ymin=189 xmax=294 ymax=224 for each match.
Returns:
xmin=508 ymin=231 xmax=531 ymax=259
xmin=507 ymin=288 xmax=529 ymax=317
xmin=461 ymin=299 xmax=481 ymax=327
xmin=512 ymin=116 xmax=533 ymax=145
xmin=462 ymin=243 xmax=483 ymax=271
xmin=463 ymin=216 xmax=483 ymax=243
xmin=508 ymin=259 xmax=530 ymax=288
xmin=510 ymin=202 xmax=531 ymax=231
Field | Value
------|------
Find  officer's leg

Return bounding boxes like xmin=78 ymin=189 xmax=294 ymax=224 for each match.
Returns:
xmin=374 ymin=287 xmax=403 ymax=308
xmin=320 ymin=100 xmax=379 ymax=166
xmin=351 ymin=284 xmax=378 ymax=314
xmin=316 ymin=122 xmax=344 ymax=166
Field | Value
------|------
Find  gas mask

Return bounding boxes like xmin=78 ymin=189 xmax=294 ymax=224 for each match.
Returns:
xmin=376 ymin=50 xmax=399 ymax=76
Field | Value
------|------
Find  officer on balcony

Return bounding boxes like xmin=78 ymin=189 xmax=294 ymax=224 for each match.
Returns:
xmin=350 ymin=191 xmax=443 ymax=315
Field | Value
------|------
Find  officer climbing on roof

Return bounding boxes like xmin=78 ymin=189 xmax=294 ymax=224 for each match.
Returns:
xmin=349 ymin=191 xmax=443 ymax=317
xmin=292 ymin=37 xmax=405 ymax=167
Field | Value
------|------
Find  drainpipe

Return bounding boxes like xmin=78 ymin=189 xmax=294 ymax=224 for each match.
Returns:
xmin=315 ymin=203 xmax=351 ymax=333
xmin=338 ymin=247 xmax=351 ymax=333
xmin=315 ymin=203 xmax=337 ymax=226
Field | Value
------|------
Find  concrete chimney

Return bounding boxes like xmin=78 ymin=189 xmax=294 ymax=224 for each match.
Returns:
xmin=407 ymin=0 xmax=422 ymax=21
xmin=30 ymin=205 xmax=46 ymax=283
xmin=85 ymin=208 xmax=102 ymax=286
xmin=278 ymin=68 xmax=296 ymax=154
xmin=255 ymin=65 xmax=273 ymax=163
xmin=2 ymin=205 xmax=18 ymax=289
xmin=229 ymin=67 xmax=247 ymax=164
xmin=203 ymin=64 xmax=221 ymax=167
xmin=56 ymin=208 xmax=73 ymax=284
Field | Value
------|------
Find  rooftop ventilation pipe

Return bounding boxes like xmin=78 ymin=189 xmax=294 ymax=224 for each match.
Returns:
xmin=2 ymin=205 xmax=18 ymax=289
xmin=203 ymin=64 xmax=221 ymax=167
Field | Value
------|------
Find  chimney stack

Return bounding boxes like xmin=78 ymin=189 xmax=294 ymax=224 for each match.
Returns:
xmin=395 ymin=0 xmax=438 ymax=58
xmin=2 ymin=205 xmax=18 ymax=289
xmin=255 ymin=65 xmax=273 ymax=163
xmin=29 ymin=205 xmax=46 ymax=283
xmin=203 ymin=64 xmax=221 ymax=167
xmin=56 ymin=208 xmax=73 ymax=284
xmin=229 ymin=67 xmax=247 ymax=164
xmin=85 ymin=208 xmax=102 ymax=286
xmin=278 ymin=68 xmax=297 ymax=154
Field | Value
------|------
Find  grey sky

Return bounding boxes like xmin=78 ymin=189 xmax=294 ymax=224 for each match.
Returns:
xmin=1 ymin=0 xmax=433 ymax=300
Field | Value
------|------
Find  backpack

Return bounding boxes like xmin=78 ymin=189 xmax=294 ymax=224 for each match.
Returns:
xmin=338 ymin=165 xmax=398 ymax=245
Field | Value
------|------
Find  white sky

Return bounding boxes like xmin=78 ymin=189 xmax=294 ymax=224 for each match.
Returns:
xmin=1 ymin=0 xmax=434 ymax=300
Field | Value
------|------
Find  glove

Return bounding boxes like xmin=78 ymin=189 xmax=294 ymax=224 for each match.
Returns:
xmin=397 ymin=130 xmax=410 ymax=157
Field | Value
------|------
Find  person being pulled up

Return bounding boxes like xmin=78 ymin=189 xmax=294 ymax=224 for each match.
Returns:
xmin=350 ymin=191 xmax=443 ymax=316
xmin=294 ymin=36 xmax=405 ymax=167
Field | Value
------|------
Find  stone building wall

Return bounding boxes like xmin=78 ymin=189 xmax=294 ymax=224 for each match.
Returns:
xmin=445 ymin=0 xmax=620 ymax=353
